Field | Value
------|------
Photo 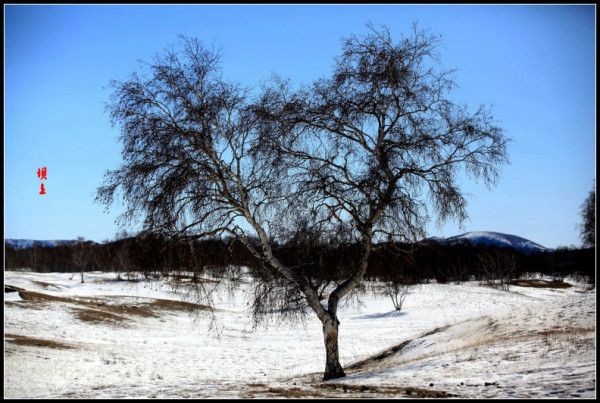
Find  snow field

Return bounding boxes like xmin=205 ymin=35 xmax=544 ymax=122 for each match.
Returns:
xmin=4 ymin=270 xmax=596 ymax=398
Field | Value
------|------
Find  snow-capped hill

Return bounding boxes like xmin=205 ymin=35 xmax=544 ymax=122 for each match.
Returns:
xmin=425 ymin=236 xmax=446 ymax=243
xmin=4 ymin=239 xmax=84 ymax=250
xmin=442 ymin=231 xmax=549 ymax=254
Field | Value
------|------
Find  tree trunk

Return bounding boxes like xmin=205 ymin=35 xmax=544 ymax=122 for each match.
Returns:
xmin=322 ymin=318 xmax=345 ymax=381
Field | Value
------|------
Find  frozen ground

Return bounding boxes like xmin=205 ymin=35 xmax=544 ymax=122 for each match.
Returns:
xmin=4 ymin=270 xmax=596 ymax=398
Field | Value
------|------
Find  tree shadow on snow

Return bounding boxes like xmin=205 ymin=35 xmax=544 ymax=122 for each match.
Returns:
xmin=354 ymin=310 xmax=407 ymax=320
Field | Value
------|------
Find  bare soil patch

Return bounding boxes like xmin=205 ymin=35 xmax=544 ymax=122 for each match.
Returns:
xmin=5 ymin=333 xmax=77 ymax=349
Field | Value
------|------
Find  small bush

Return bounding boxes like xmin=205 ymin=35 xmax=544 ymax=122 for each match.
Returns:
xmin=385 ymin=282 xmax=413 ymax=311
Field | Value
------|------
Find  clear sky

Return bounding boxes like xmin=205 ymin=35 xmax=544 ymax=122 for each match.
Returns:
xmin=4 ymin=5 xmax=596 ymax=248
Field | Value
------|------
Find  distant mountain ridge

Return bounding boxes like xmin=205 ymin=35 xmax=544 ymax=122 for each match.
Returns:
xmin=4 ymin=239 xmax=85 ymax=250
xmin=426 ymin=231 xmax=549 ymax=254
xmin=6 ymin=232 xmax=549 ymax=255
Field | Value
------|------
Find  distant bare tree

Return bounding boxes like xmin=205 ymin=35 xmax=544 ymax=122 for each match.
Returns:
xmin=97 ymin=26 xmax=508 ymax=381
xmin=71 ymin=236 xmax=88 ymax=283
xmin=115 ymin=242 xmax=131 ymax=276
xmin=479 ymin=250 xmax=516 ymax=291
xmin=580 ymin=184 xmax=595 ymax=248
xmin=385 ymin=281 xmax=412 ymax=311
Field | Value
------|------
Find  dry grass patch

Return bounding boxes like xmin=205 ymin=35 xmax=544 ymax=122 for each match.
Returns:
xmin=18 ymin=290 xmax=158 ymax=317
xmin=17 ymin=289 xmax=76 ymax=303
xmin=92 ymin=302 xmax=159 ymax=318
xmin=71 ymin=307 xmax=129 ymax=324
xmin=346 ymin=340 xmax=412 ymax=373
xmin=166 ymin=274 xmax=220 ymax=286
xmin=5 ymin=333 xmax=77 ymax=349
xmin=244 ymin=386 xmax=329 ymax=398
xmin=15 ymin=288 xmax=214 ymax=325
xmin=320 ymin=383 xmax=455 ymax=398
xmin=510 ymin=279 xmax=572 ymax=289
xmin=244 ymin=382 xmax=455 ymax=398
xmin=148 ymin=298 xmax=214 ymax=312
xmin=537 ymin=326 xmax=595 ymax=339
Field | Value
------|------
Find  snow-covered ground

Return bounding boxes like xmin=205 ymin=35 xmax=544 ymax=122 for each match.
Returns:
xmin=4 ymin=270 xmax=596 ymax=398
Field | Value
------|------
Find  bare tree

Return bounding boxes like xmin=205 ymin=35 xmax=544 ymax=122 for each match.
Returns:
xmin=96 ymin=36 xmax=337 ymax=376
xmin=253 ymin=25 xmax=508 ymax=378
xmin=478 ymin=250 xmax=516 ymax=291
xmin=97 ymin=26 xmax=508 ymax=381
xmin=386 ymin=281 xmax=412 ymax=311
xmin=71 ymin=236 xmax=88 ymax=283
xmin=580 ymin=184 xmax=595 ymax=248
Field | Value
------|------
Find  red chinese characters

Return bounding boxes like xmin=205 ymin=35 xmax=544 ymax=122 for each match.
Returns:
xmin=37 ymin=167 xmax=47 ymax=180
xmin=37 ymin=166 xmax=47 ymax=195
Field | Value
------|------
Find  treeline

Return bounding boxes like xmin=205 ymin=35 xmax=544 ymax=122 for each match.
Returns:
xmin=4 ymin=236 xmax=595 ymax=284
xmin=4 ymin=236 xmax=256 ymax=277
xmin=367 ymin=242 xmax=595 ymax=284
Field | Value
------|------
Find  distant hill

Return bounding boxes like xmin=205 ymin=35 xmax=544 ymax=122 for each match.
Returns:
xmin=4 ymin=239 xmax=86 ymax=250
xmin=426 ymin=231 xmax=549 ymax=255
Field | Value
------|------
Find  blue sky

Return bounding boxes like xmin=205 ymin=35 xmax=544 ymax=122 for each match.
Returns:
xmin=4 ymin=5 xmax=596 ymax=247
